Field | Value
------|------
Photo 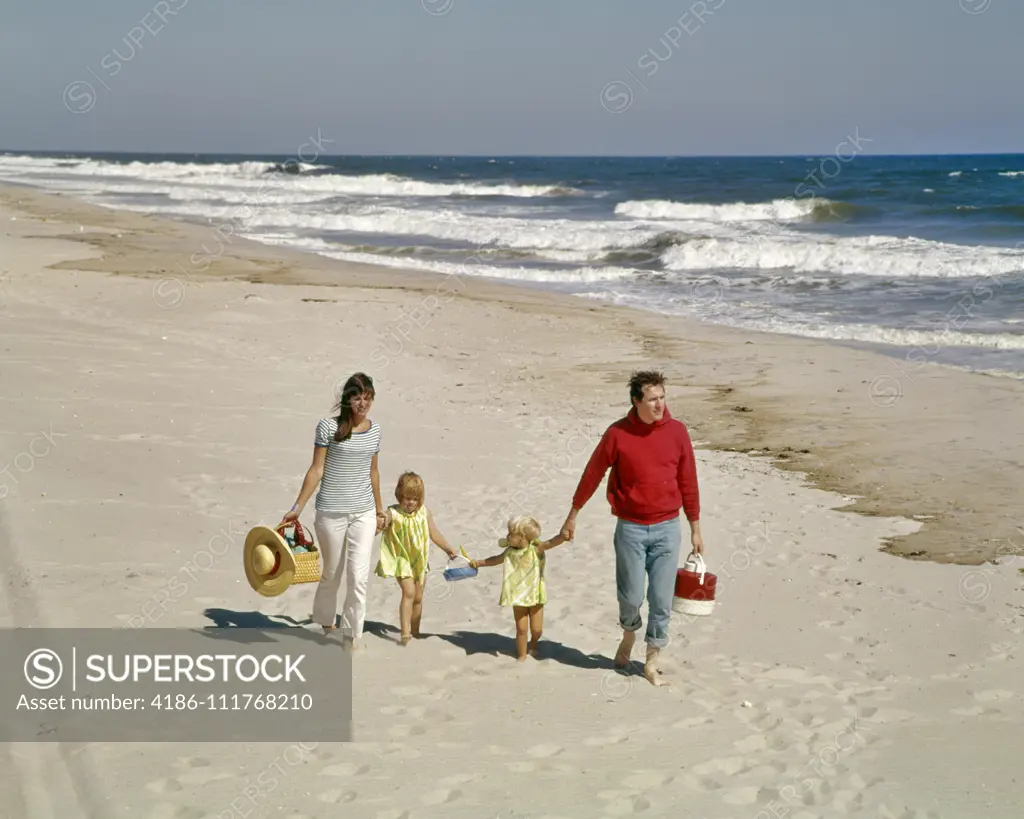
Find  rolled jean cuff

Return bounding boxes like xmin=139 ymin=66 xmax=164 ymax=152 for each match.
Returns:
xmin=645 ymin=630 xmax=671 ymax=649
xmin=619 ymin=615 xmax=642 ymax=633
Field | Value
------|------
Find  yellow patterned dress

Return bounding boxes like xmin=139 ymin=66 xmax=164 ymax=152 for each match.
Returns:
xmin=375 ymin=505 xmax=431 ymax=581
xmin=499 ymin=539 xmax=547 ymax=607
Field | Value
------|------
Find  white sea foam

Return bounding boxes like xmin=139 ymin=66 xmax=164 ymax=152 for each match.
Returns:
xmin=224 ymin=232 xmax=635 ymax=283
xmin=615 ymin=198 xmax=817 ymax=222
xmin=37 ymin=184 xmax=1024 ymax=282
xmin=739 ymin=320 xmax=1024 ymax=350
xmin=662 ymin=234 xmax=1024 ymax=279
xmin=0 ymin=155 xmax=576 ymax=198
xmin=110 ymin=201 xmax=663 ymax=253
xmin=319 ymin=249 xmax=638 ymax=284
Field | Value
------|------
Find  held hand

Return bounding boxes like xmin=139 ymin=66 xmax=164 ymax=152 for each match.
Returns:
xmin=560 ymin=513 xmax=576 ymax=541
xmin=375 ymin=511 xmax=386 ymax=535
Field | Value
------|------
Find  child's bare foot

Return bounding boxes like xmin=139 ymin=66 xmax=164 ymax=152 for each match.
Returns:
xmin=614 ymin=630 xmax=635 ymax=668
xmin=644 ymin=646 xmax=668 ymax=687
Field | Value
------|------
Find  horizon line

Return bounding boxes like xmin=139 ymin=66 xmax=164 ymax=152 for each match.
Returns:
xmin=4 ymin=148 xmax=1024 ymax=160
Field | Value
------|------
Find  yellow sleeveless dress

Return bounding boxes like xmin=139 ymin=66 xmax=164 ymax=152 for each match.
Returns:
xmin=499 ymin=539 xmax=547 ymax=607
xmin=375 ymin=504 xmax=431 ymax=581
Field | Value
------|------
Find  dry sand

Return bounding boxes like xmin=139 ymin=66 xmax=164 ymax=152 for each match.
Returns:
xmin=0 ymin=186 xmax=1022 ymax=818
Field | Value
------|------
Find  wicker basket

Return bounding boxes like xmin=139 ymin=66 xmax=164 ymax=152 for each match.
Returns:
xmin=276 ymin=521 xmax=322 ymax=585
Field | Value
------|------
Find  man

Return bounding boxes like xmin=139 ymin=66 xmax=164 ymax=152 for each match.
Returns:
xmin=561 ymin=370 xmax=703 ymax=686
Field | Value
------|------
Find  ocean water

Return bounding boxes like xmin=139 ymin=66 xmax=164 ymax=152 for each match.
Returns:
xmin=2 ymin=151 xmax=1023 ymax=378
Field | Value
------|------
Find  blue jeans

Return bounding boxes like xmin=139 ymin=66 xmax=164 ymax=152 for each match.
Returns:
xmin=613 ymin=516 xmax=681 ymax=648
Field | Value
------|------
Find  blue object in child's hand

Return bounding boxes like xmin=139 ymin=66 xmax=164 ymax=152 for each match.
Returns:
xmin=443 ymin=566 xmax=478 ymax=581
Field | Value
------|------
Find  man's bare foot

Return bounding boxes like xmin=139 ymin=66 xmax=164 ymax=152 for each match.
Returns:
xmin=528 ymin=644 xmax=539 ymax=658
xmin=517 ymin=654 xmax=527 ymax=663
xmin=399 ymin=633 xmax=412 ymax=646
xmin=644 ymin=646 xmax=668 ymax=687
xmin=614 ymin=630 xmax=635 ymax=668
xmin=411 ymin=628 xmax=422 ymax=639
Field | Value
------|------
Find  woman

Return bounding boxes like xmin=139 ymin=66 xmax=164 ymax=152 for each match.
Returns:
xmin=283 ymin=372 xmax=385 ymax=648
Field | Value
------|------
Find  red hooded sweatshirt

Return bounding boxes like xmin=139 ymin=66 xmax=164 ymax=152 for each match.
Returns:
xmin=572 ymin=406 xmax=700 ymax=524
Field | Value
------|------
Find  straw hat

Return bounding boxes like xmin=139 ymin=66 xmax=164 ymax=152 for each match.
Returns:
xmin=243 ymin=525 xmax=296 ymax=596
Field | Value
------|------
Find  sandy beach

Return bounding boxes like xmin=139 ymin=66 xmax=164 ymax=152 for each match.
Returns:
xmin=1 ymin=184 xmax=1022 ymax=818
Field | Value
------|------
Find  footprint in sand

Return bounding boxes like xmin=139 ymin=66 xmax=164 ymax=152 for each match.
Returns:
xmin=144 ymin=808 xmax=206 ymax=819
xmin=389 ymin=685 xmax=432 ymax=697
xmin=582 ymin=734 xmax=629 ymax=747
xmin=421 ymin=788 xmax=463 ymax=806
xmin=423 ymin=666 xmax=462 ymax=683
xmin=389 ymin=723 xmax=428 ymax=738
xmin=733 ymin=733 xmax=770 ymax=753
xmin=526 ymin=744 xmax=565 ymax=758
xmin=677 ymin=774 xmax=725 ymax=793
xmin=737 ymin=760 xmax=788 ymax=779
xmin=318 ymin=790 xmax=358 ymax=804
xmin=176 ymin=768 xmax=234 ymax=786
xmin=749 ymin=710 xmax=786 ymax=732
xmin=878 ymin=808 xmax=945 ymax=819
xmin=438 ymin=773 xmax=481 ymax=787
xmin=689 ymin=756 xmax=746 ymax=778
xmin=671 ymin=716 xmax=713 ymax=729
xmin=795 ymin=711 xmax=828 ymax=729
xmin=854 ymin=706 xmax=915 ymax=728
xmin=322 ymin=762 xmax=372 ymax=777
xmin=145 ymin=778 xmax=185 ymax=795
xmin=721 ymin=786 xmax=762 ymax=806
xmin=824 ymin=651 xmax=860 ymax=663
xmin=973 ymin=688 xmax=1017 ymax=701
xmin=174 ymin=756 xmax=213 ymax=769
xmin=597 ymin=792 xmax=652 ymax=815
xmin=380 ymin=704 xmax=426 ymax=718
xmin=621 ymin=770 xmax=675 ymax=789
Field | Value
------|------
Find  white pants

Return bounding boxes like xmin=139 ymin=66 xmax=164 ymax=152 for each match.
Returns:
xmin=312 ymin=508 xmax=377 ymax=638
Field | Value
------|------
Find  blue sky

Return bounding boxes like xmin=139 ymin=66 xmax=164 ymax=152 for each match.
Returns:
xmin=1 ymin=0 xmax=1021 ymax=155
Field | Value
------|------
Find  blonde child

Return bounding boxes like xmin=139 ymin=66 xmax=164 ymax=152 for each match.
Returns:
xmin=375 ymin=471 xmax=458 ymax=644
xmin=469 ymin=515 xmax=568 ymax=661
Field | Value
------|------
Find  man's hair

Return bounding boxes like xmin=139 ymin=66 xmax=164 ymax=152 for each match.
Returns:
xmin=629 ymin=369 xmax=666 ymax=404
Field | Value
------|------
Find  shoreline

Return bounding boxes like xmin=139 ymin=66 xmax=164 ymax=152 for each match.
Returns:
xmin=2 ymin=181 xmax=1022 ymax=565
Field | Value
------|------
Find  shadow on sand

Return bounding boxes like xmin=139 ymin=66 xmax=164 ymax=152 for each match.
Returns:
xmin=431 ymin=629 xmax=624 ymax=672
xmin=197 ymin=609 xmax=639 ymax=674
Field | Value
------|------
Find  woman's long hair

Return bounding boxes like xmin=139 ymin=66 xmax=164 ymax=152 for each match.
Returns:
xmin=333 ymin=372 xmax=375 ymax=442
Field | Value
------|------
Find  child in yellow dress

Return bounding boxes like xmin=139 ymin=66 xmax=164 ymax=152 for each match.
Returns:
xmin=376 ymin=471 xmax=459 ymax=644
xmin=469 ymin=515 xmax=568 ymax=661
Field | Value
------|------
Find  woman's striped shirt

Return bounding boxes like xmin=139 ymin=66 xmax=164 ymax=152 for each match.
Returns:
xmin=313 ymin=417 xmax=381 ymax=513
